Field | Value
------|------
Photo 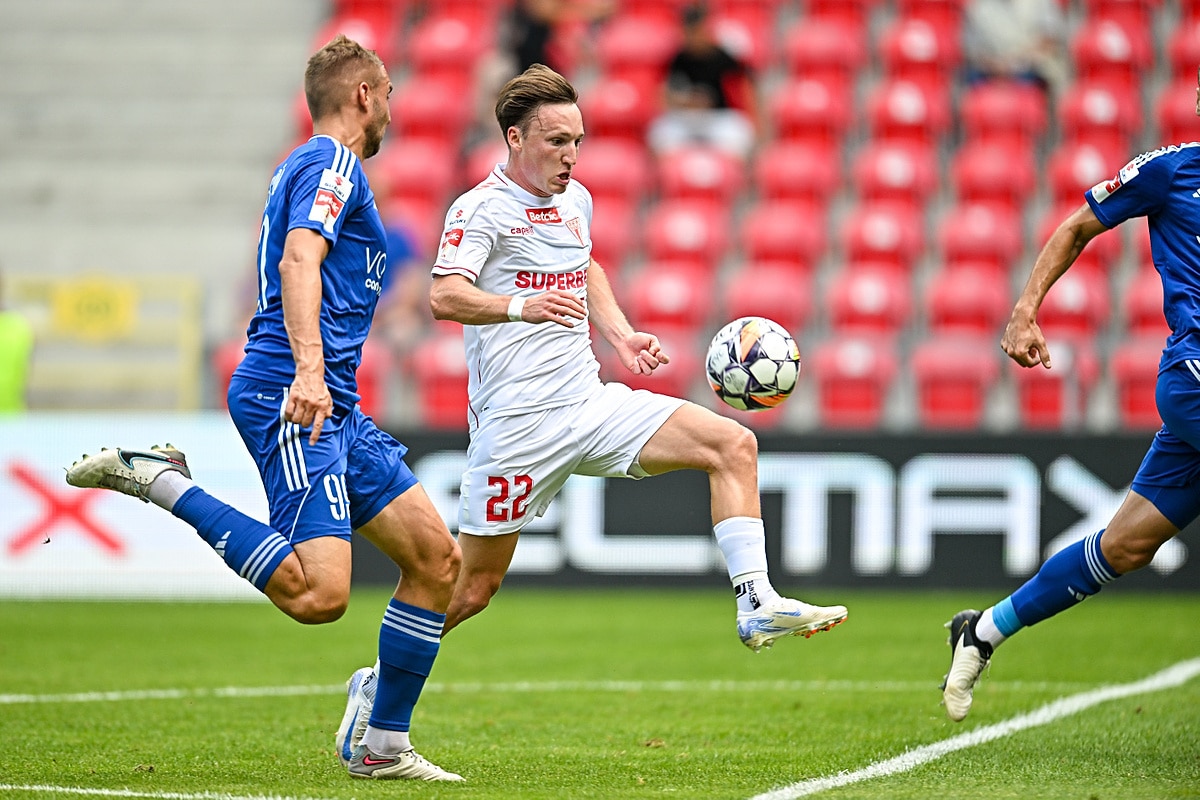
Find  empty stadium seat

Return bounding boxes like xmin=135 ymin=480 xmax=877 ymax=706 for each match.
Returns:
xmin=879 ymin=14 xmax=961 ymax=98
xmin=589 ymin=197 xmax=640 ymax=275
xmin=739 ymin=199 xmax=828 ymax=273
xmin=595 ymin=13 xmax=681 ymax=88
xmin=571 ymin=138 xmax=652 ymax=205
xmin=752 ymin=140 xmax=842 ymax=207
xmin=624 ymin=260 xmax=715 ymax=331
xmin=1070 ymin=17 xmax=1152 ymax=95
xmin=950 ymin=141 xmax=1037 ymax=213
xmin=768 ymin=76 xmax=854 ymax=147
xmin=825 ymin=264 xmax=913 ymax=336
xmin=1154 ymin=79 xmax=1200 ymax=144
xmin=578 ymin=76 xmax=660 ymax=143
xmin=408 ymin=12 xmax=488 ymax=88
xmin=805 ymin=0 xmax=877 ymax=27
xmin=851 ymin=141 xmax=938 ymax=206
xmin=1168 ymin=17 xmax=1200 ymax=83
xmin=959 ymin=80 xmax=1048 ymax=154
xmin=841 ymin=202 xmax=926 ymax=272
xmin=866 ymin=78 xmax=951 ymax=147
xmin=1011 ymin=339 xmax=1100 ymax=430
xmin=409 ymin=323 xmax=470 ymax=429
xmin=1058 ymin=81 xmax=1139 ymax=156
xmin=721 ymin=261 xmax=814 ymax=336
xmin=643 ymin=200 xmax=731 ymax=269
xmin=925 ymin=265 xmax=1011 ymax=337
xmin=464 ymin=139 xmax=509 ymax=184
xmin=911 ymin=337 xmax=1000 ymax=429
xmin=1111 ymin=338 xmax=1166 ymax=429
xmin=1081 ymin=0 xmax=1157 ymax=30
xmin=1124 ymin=266 xmax=1170 ymax=339
xmin=1047 ymin=141 xmax=1127 ymax=206
xmin=372 ymin=137 xmax=459 ymax=209
xmin=936 ymin=202 xmax=1024 ymax=273
xmin=602 ymin=323 xmax=703 ymax=400
xmin=810 ymin=336 xmax=899 ymax=428
xmin=390 ymin=75 xmax=475 ymax=143
xmin=657 ymin=146 xmax=745 ymax=204
xmin=313 ymin=7 xmax=399 ymax=64
xmin=781 ymin=17 xmax=866 ymax=95
xmin=1035 ymin=269 xmax=1111 ymax=339
xmin=711 ymin=5 xmax=776 ymax=72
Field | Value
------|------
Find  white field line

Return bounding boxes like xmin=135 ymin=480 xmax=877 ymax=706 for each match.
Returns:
xmin=0 ymin=788 xmax=334 ymax=800
xmin=749 ymin=657 xmax=1200 ymax=800
xmin=0 ymin=679 xmax=1097 ymax=705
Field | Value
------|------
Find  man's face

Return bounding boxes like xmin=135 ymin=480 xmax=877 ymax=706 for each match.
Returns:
xmin=362 ymin=65 xmax=392 ymax=159
xmin=505 ymin=103 xmax=584 ymax=196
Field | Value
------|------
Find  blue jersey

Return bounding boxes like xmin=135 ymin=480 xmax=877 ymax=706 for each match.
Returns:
xmin=1085 ymin=142 xmax=1200 ymax=371
xmin=236 ymin=135 xmax=388 ymax=415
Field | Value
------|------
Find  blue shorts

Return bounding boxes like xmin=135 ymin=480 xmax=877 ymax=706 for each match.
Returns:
xmin=227 ymin=376 xmax=418 ymax=543
xmin=1131 ymin=362 xmax=1200 ymax=529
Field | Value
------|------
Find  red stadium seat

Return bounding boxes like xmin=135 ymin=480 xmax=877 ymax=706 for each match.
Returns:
xmin=781 ymin=17 xmax=866 ymax=95
xmin=924 ymin=265 xmax=1011 ymax=337
xmin=959 ymin=80 xmax=1048 ymax=154
xmin=739 ymin=199 xmax=828 ymax=274
xmin=752 ymin=140 xmax=842 ymax=207
xmin=595 ymin=13 xmax=681 ymax=88
xmin=624 ymin=260 xmax=715 ymax=331
xmin=390 ymin=75 xmax=475 ymax=144
xmin=1081 ymin=0 xmax=1157 ymax=30
xmin=1035 ymin=269 xmax=1111 ymax=339
xmin=721 ymin=261 xmax=814 ymax=336
xmin=1070 ymin=17 xmax=1152 ymax=95
xmin=313 ymin=7 xmax=399 ymax=64
xmin=841 ymin=202 xmax=926 ymax=272
xmin=1047 ymin=141 xmax=1127 ymax=206
xmin=879 ymin=15 xmax=961 ymax=98
xmin=372 ymin=138 xmax=460 ymax=208
xmin=657 ymin=146 xmax=745 ymax=204
xmin=936 ymin=202 xmax=1024 ymax=273
xmin=805 ymin=0 xmax=877 ymax=27
xmin=711 ymin=6 xmax=776 ymax=72
xmin=1124 ymin=266 xmax=1170 ymax=339
xmin=463 ymin=140 xmax=509 ymax=184
xmin=589 ymin=197 xmax=640 ymax=275
xmin=911 ymin=337 xmax=1000 ymax=429
xmin=1011 ymin=339 xmax=1100 ymax=430
xmin=768 ymin=77 xmax=854 ymax=147
xmin=578 ymin=76 xmax=660 ymax=144
xmin=950 ymin=141 xmax=1037 ymax=212
xmin=1111 ymin=338 xmax=1166 ymax=429
xmin=408 ymin=13 xmax=489 ymax=88
xmin=866 ymin=78 xmax=952 ymax=147
xmin=896 ymin=0 xmax=964 ymax=28
xmin=382 ymin=196 xmax=445 ymax=259
xmin=572 ymin=138 xmax=652 ymax=206
xmin=409 ymin=324 xmax=470 ymax=429
xmin=810 ymin=336 xmax=899 ymax=428
xmin=825 ymin=264 xmax=913 ymax=337
xmin=851 ymin=141 xmax=939 ymax=206
xmin=643 ymin=199 xmax=731 ymax=269
xmin=1155 ymin=79 xmax=1200 ymax=144
xmin=1058 ymin=81 xmax=1139 ymax=156
xmin=601 ymin=323 xmax=704 ymax=400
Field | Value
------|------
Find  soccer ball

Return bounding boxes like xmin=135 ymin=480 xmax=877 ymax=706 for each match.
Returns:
xmin=705 ymin=316 xmax=801 ymax=411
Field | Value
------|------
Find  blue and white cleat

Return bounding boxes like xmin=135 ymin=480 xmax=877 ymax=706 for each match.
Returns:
xmin=737 ymin=597 xmax=848 ymax=652
xmin=65 ymin=445 xmax=190 ymax=503
xmin=336 ymin=666 xmax=376 ymax=766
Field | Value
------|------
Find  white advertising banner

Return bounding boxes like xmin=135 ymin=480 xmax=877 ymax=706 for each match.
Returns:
xmin=0 ymin=413 xmax=267 ymax=600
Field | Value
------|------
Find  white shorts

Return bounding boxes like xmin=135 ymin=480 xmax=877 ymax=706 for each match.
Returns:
xmin=458 ymin=382 xmax=686 ymax=535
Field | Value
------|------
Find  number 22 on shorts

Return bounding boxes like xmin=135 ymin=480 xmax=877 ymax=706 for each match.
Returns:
xmin=486 ymin=475 xmax=533 ymax=523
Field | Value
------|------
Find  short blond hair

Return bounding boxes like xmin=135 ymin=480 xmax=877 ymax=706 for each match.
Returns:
xmin=304 ymin=35 xmax=385 ymax=122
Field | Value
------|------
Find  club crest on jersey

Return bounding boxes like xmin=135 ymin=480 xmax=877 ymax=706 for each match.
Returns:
xmin=440 ymin=228 xmax=464 ymax=262
xmin=309 ymin=168 xmax=354 ymax=233
xmin=526 ymin=207 xmax=562 ymax=224
xmin=566 ymin=217 xmax=584 ymax=245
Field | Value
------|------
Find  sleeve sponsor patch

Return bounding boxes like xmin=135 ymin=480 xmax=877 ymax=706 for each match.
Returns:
xmin=1090 ymin=159 xmax=1141 ymax=204
xmin=439 ymin=227 xmax=465 ymax=262
xmin=308 ymin=168 xmax=354 ymax=233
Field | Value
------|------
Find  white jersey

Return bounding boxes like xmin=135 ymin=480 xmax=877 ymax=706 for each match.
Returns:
xmin=432 ymin=165 xmax=601 ymax=420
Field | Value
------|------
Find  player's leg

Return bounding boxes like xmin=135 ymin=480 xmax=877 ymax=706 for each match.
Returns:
xmin=443 ymin=532 xmax=520 ymax=633
xmin=943 ymin=366 xmax=1200 ymax=720
xmin=336 ymin=419 xmax=463 ymax=781
xmin=606 ymin=387 xmax=847 ymax=651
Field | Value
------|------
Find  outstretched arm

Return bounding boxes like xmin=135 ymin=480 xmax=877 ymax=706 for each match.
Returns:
xmin=586 ymin=259 xmax=669 ymax=375
xmin=1001 ymin=203 xmax=1109 ymax=369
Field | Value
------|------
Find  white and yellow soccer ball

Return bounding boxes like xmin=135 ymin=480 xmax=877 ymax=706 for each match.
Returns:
xmin=705 ymin=316 xmax=801 ymax=411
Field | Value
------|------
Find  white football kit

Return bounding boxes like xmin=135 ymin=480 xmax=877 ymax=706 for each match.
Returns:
xmin=433 ymin=166 xmax=684 ymax=536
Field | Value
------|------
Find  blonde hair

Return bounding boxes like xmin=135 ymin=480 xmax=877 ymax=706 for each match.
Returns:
xmin=304 ymin=35 xmax=385 ymax=122
xmin=494 ymin=64 xmax=579 ymax=136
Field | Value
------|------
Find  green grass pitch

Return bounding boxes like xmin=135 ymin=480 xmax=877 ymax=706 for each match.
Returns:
xmin=1 ymin=588 xmax=1197 ymax=800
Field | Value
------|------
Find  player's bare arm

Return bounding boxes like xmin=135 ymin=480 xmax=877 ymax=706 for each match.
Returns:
xmin=280 ymin=227 xmax=333 ymax=444
xmin=585 ymin=259 xmax=669 ymax=375
xmin=1002 ymin=203 xmax=1109 ymax=370
xmin=430 ymin=273 xmax=584 ymax=327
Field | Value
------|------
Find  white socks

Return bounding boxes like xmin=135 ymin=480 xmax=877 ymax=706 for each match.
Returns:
xmin=714 ymin=516 xmax=781 ymax=612
xmin=362 ymin=727 xmax=411 ymax=756
xmin=146 ymin=468 xmax=193 ymax=512
xmin=975 ymin=607 xmax=1008 ymax=649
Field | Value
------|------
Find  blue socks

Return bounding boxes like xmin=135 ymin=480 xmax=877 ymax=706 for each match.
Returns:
xmin=997 ymin=531 xmax=1120 ymax=638
xmin=369 ymin=599 xmax=445 ymax=733
xmin=172 ymin=486 xmax=293 ymax=592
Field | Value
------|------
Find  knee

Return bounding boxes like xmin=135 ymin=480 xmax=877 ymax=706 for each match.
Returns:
xmin=1102 ymin=535 xmax=1160 ymax=574
xmin=286 ymin=589 xmax=350 ymax=625
xmin=457 ymin=571 xmax=504 ymax=616
xmin=716 ymin=421 xmax=758 ymax=473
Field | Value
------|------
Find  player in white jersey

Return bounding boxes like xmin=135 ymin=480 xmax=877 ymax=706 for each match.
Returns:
xmin=428 ymin=64 xmax=847 ymax=652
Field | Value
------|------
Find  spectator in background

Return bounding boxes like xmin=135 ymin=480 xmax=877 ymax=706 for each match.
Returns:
xmin=962 ymin=0 xmax=1067 ymax=98
xmin=647 ymin=4 xmax=758 ymax=161
xmin=0 ymin=268 xmax=34 ymax=412
xmin=503 ymin=0 xmax=615 ymax=76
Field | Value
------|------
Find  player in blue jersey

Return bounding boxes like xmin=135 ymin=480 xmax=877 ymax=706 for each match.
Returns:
xmin=941 ymin=70 xmax=1200 ymax=722
xmin=63 ymin=36 xmax=464 ymax=781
